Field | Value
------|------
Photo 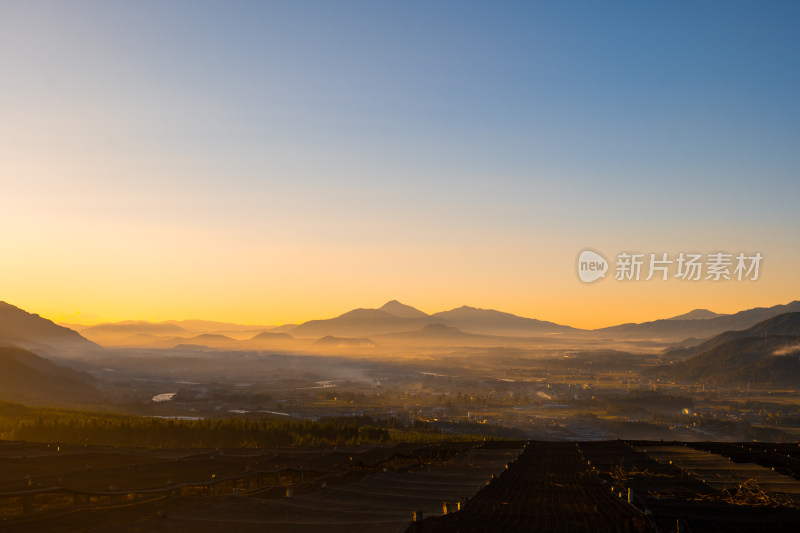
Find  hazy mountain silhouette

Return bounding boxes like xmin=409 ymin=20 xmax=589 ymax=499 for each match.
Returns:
xmin=0 ymin=346 xmax=97 ymax=404
xmin=117 ymin=333 xmax=161 ymax=344
xmin=289 ymin=307 xmax=436 ymax=338
xmin=76 ymin=320 xmax=275 ymax=346
xmin=0 ymin=302 xmax=98 ymax=353
xmin=250 ymin=331 xmax=294 ymax=341
xmin=164 ymin=319 xmax=272 ymax=334
xmin=81 ymin=322 xmax=188 ymax=336
xmin=162 ymin=334 xmax=237 ymax=349
xmin=379 ymin=300 xmax=429 ymax=318
xmin=664 ymin=312 xmax=800 ymax=359
xmin=231 ymin=300 xmax=800 ymax=341
xmin=650 ymin=313 xmax=800 ymax=385
xmin=651 ymin=336 xmax=798 ymax=383
xmin=312 ymin=335 xmax=375 ymax=348
xmin=596 ymin=301 xmax=800 ymax=341
xmin=186 ymin=333 xmax=236 ymax=343
xmin=431 ymin=306 xmax=578 ymax=336
xmin=37 ymin=299 xmax=800 ymax=350
xmin=666 ymin=309 xmax=726 ymax=321
xmin=268 ymin=324 xmax=298 ymax=333
xmin=376 ymin=323 xmax=498 ymax=343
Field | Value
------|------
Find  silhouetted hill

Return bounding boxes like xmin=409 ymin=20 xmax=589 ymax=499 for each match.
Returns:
xmin=597 ymin=301 xmax=800 ymax=341
xmin=649 ymin=335 xmax=799 ymax=383
xmin=312 ymin=336 xmax=375 ymax=348
xmin=664 ymin=312 xmax=800 ymax=359
xmin=431 ymin=306 xmax=577 ymax=336
xmin=289 ymin=308 xmax=435 ymax=337
xmin=268 ymin=324 xmax=298 ymax=333
xmin=648 ymin=313 xmax=800 ymax=385
xmin=666 ymin=309 xmax=726 ymax=321
xmin=250 ymin=331 xmax=294 ymax=341
xmin=76 ymin=320 xmax=275 ymax=345
xmin=0 ymin=346 xmax=97 ymax=404
xmin=378 ymin=300 xmax=429 ymax=318
xmin=0 ymin=302 xmax=97 ymax=353
xmin=730 ymin=353 xmax=800 ymax=386
xmin=81 ymin=322 xmax=188 ymax=336
xmin=165 ymin=334 xmax=238 ymax=349
xmin=377 ymin=323 xmax=494 ymax=342
xmin=288 ymin=302 xmax=577 ymax=338
xmin=163 ymin=319 xmax=272 ymax=334
xmin=187 ymin=334 xmax=236 ymax=343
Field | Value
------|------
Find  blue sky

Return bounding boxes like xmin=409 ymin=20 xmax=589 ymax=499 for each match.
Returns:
xmin=1 ymin=1 xmax=798 ymax=326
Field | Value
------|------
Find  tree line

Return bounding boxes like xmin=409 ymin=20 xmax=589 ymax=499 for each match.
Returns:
xmin=0 ymin=402 xmax=426 ymax=448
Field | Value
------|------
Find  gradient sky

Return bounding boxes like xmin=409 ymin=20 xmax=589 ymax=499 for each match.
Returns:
xmin=1 ymin=1 xmax=799 ymax=328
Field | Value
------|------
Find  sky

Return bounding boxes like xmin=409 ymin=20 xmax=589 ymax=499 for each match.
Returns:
xmin=1 ymin=0 xmax=799 ymax=328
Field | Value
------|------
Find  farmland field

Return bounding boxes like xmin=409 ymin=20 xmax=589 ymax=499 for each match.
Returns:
xmin=2 ymin=440 xmax=800 ymax=532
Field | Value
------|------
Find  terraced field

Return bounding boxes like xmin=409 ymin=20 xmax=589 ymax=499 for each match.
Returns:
xmin=3 ymin=440 xmax=800 ymax=532
xmin=0 ymin=441 xmax=522 ymax=533
xmin=408 ymin=441 xmax=653 ymax=532
xmin=687 ymin=441 xmax=800 ymax=479
xmin=106 ymin=444 xmax=521 ymax=533
xmin=583 ymin=441 xmax=800 ymax=533
xmin=636 ymin=444 xmax=800 ymax=493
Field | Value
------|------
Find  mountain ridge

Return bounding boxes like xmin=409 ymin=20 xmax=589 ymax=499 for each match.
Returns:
xmin=54 ymin=299 xmax=800 ymax=343
xmin=0 ymin=345 xmax=98 ymax=405
xmin=597 ymin=300 xmax=800 ymax=341
xmin=649 ymin=312 xmax=800 ymax=385
xmin=0 ymin=301 xmax=98 ymax=353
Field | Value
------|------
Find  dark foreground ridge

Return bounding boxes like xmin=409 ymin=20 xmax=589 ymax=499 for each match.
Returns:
xmin=407 ymin=441 xmax=652 ymax=533
xmin=3 ymin=440 xmax=800 ymax=532
xmin=409 ymin=440 xmax=800 ymax=533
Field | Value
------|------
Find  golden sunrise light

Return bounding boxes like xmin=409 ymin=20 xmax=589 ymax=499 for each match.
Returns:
xmin=2 ymin=3 xmax=800 ymax=531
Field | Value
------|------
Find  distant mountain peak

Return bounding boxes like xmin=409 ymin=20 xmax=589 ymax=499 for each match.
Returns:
xmin=378 ymin=300 xmax=429 ymax=318
xmin=430 ymin=305 xmax=576 ymax=335
xmin=667 ymin=309 xmax=726 ymax=321
xmin=599 ymin=300 xmax=800 ymax=341
xmin=250 ymin=331 xmax=294 ymax=341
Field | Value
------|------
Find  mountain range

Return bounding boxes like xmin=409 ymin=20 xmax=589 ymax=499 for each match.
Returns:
xmin=35 ymin=298 xmax=800 ymax=348
xmin=278 ymin=299 xmax=800 ymax=343
xmin=2 ymin=299 xmax=800 ymax=397
xmin=594 ymin=301 xmax=800 ymax=341
xmin=4 ymin=298 xmax=800 ymax=354
xmin=648 ymin=312 xmax=800 ymax=386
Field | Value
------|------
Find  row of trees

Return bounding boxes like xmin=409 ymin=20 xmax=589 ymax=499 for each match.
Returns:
xmin=0 ymin=403 xmax=405 ymax=448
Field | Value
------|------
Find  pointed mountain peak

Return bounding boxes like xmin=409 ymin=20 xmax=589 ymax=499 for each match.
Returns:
xmin=378 ymin=300 xmax=429 ymax=318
